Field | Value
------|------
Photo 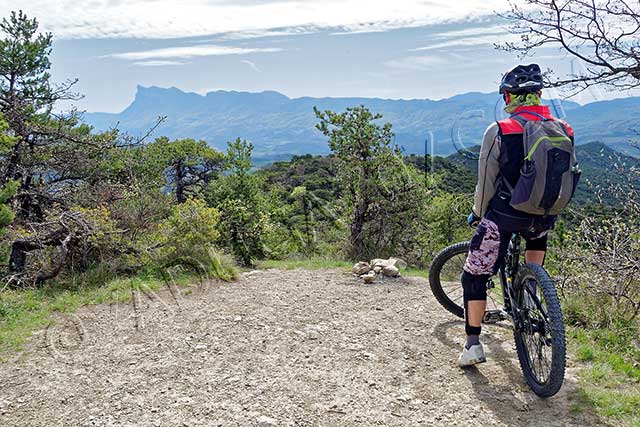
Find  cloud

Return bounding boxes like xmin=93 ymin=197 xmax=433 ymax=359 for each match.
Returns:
xmin=105 ymin=44 xmax=282 ymax=60
xmin=8 ymin=0 xmax=512 ymax=39
xmin=132 ymin=60 xmax=186 ymax=66
xmin=384 ymin=55 xmax=453 ymax=71
xmin=410 ymin=32 xmax=519 ymax=52
xmin=430 ymin=25 xmax=508 ymax=40
xmin=218 ymin=26 xmax=319 ymax=41
xmin=240 ymin=59 xmax=261 ymax=73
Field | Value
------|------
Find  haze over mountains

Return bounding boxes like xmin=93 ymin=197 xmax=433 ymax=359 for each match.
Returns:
xmin=84 ymin=86 xmax=640 ymax=160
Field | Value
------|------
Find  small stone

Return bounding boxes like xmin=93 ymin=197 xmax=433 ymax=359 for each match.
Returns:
xmin=373 ymin=266 xmax=382 ymax=274
xmin=382 ymin=265 xmax=400 ymax=277
xmin=256 ymin=415 xmax=278 ymax=426
xmin=360 ymin=271 xmax=376 ymax=283
xmin=390 ymin=257 xmax=408 ymax=270
xmin=352 ymin=262 xmax=371 ymax=275
xmin=243 ymin=270 xmax=261 ymax=276
xmin=370 ymin=258 xmax=385 ymax=268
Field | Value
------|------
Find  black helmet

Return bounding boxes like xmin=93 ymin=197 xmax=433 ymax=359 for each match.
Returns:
xmin=499 ymin=64 xmax=544 ymax=94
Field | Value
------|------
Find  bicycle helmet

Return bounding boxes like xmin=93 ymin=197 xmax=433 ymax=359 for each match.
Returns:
xmin=499 ymin=64 xmax=544 ymax=94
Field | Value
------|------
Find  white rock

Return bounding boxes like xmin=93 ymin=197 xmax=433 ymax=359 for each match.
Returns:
xmin=352 ymin=261 xmax=371 ymax=275
xmin=256 ymin=415 xmax=278 ymax=426
xmin=360 ymin=271 xmax=376 ymax=284
xmin=375 ymin=259 xmax=396 ymax=269
xmin=370 ymin=258 xmax=385 ymax=268
xmin=390 ymin=257 xmax=408 ymax=270
xmin=243 ymin=270 xmax=261 ymax=276
xmin=382 ymin=265 xmax=400 ymax=277
xmin=373 ymin=266 xmax=382 ymax=274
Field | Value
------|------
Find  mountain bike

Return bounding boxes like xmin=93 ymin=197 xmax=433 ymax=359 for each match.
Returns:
xmin=428 ymin=232 xmax=566 ymax=397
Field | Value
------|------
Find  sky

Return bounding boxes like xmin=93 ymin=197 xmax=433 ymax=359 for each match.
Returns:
xmin=0 ymin=0 xmax=634 ymax=112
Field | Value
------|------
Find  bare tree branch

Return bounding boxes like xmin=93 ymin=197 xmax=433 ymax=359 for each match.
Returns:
xmin=498 ymin=0 xmax=640 ymax=93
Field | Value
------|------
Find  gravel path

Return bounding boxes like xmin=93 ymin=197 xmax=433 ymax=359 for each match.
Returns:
xmin=0 ymin=268 xmax=605 ymax=426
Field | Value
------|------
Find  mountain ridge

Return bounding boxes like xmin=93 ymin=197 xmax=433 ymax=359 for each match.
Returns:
xmin=84 ymin=86 xmax=639 ymax=158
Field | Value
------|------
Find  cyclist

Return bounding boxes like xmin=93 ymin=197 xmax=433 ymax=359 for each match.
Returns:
xmin=458 ymin=64 xmax=574 ymax=367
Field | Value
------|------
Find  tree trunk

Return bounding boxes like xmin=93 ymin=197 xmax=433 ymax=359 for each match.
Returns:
xmin=350 ymin=200 xmax=366 ymax=259
xmin=175 ymin=161 xmax=186 ymax=203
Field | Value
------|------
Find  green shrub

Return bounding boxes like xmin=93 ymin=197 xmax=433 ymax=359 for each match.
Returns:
xmin=151 ymin=198 xmax=237 ymax=280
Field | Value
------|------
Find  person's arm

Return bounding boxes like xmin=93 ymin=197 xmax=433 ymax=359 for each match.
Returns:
xmin=472 ymin=123 xmax=501 ymax=217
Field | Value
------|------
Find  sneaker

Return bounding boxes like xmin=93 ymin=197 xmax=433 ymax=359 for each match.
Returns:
xmin=458 ymin=343 xmax=486 ymax=368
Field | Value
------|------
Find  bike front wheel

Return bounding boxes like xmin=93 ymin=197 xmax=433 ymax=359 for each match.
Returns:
xmin=513 ymin=263 xmax=566 ymax=398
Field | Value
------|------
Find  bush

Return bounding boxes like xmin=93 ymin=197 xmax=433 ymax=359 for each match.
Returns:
xmin=153 ymin=198 xmax=237 ymax=280
xmin=208 ymin=138 xmax=275 ymax=266
xmin=159 ymin=198 xmax=220 ymax=253
xmin=549 ymin=157 xmax=640 ymax=328
xmin=554 ymin=214 xmax=640 ymax=328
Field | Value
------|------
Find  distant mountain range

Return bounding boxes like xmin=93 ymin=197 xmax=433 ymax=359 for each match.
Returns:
xmin=84 ymin=86 xmax=640 ymax=159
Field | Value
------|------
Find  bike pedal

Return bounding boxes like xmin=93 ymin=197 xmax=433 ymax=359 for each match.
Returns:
xmin=483 ymin=309 xmax=509 ymax=324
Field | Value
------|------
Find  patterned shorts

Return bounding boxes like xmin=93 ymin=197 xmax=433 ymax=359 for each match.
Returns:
xmin=463 ymin=218 xmax=502 ymax=276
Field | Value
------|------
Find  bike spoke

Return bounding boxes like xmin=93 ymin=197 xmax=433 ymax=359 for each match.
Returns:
xmin=453 ymin=255 xmax=465 ymax=271
xmin=487 ymin=292 xmax=500 ymax=310
xmin=447 ymin=289 xmax=464 ymax=301
xmin=441 ymin=281 xmax=462 ymax=289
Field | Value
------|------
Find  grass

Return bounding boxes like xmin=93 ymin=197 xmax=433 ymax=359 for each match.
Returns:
xmin=568 ymin=325 xmax=640 ymax=426
xmin=0 ymin=252 xmax=238 ymax=356
xmin=257 ymin=257 xmax=353 ymax=270
xmin=0 ymin=271 xmax=200 ymax=355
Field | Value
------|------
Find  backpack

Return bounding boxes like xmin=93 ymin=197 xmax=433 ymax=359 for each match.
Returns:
xmin=503 ymin=111 xmax=581 ymax=216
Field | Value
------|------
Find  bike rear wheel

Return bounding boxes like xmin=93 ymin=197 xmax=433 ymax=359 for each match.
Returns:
xmin=429 ymin=241 xmax=505 ymax=319
xmin=513 ymin=263 xmax=566 ymax=397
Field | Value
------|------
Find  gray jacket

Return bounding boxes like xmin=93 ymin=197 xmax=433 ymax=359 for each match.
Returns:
xmin=473 ymin=123 xmax=501 ymax=217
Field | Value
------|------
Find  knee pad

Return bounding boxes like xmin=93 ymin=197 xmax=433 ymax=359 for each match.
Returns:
xmin=525 ymin=234 xmax=548 ymax=251
xmin=461 ymin=271 xmax=489 ymax=302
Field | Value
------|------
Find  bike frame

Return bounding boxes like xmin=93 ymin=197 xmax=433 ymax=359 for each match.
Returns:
xmin=498 ymin=233 xmax=524 ymax=330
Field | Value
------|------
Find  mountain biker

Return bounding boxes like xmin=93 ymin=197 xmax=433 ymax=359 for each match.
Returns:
xmin=458 ymin=64 xmax=574 ymax=367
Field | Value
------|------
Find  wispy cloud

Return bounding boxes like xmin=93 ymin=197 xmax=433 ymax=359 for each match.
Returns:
xmin=14 ymin=0 xmax=511 ymax=39
xmin=430 ymin=25 xmax=507 ymax=40
xmin=105 ymin=44 xmax=282 ymax=61
xmin=219 ymin=26 xmax=319 ymax=41
xmin=132 ymin=60 xmax=186 ymax=67
xmin=410 ymin=32 xmax=519 ymax=52
xmin=384 ymin=55 xmax=452 ymax=71
xmin=240 ymin=59 xmax=261 ymax=73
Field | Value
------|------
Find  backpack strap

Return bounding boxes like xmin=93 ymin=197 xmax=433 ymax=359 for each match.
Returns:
xmin=510 ymin=110 xmax=551 ymax=122
xmin=557 ymin=119 xmax=575 ymax=139
xmin=496 ymin=118 xmax=524 ymax=135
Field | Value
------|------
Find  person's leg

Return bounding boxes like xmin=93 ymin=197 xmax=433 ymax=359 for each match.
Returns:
xmin=525 ymin=234 xmax=548 ymax=265
xmin=461 ymin=272 xmax=488 ymax=348
xmin=461 ymin=218 xmax=503 ymax=353
xmin=525 ymin=250 xmax=545 ymax=264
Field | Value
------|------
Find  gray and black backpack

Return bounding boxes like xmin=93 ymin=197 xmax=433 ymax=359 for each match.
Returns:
xmin=506 ymin=113 xmax=581 ymax=216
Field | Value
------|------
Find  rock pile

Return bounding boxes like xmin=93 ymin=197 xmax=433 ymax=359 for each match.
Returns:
xmin=352 ymin=258 xmax=407 ymax=283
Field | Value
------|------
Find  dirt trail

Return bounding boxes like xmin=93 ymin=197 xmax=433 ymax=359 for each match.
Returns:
xmin=0 ymin=268 xmax=605 ymax=426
